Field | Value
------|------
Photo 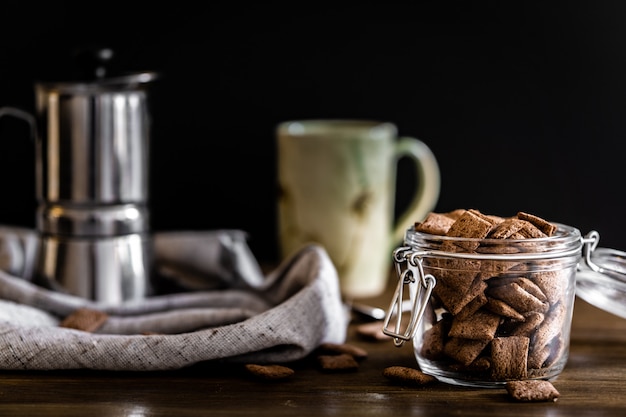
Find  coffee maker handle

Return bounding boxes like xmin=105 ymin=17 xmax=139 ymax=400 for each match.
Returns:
xmin=0 ymin=107 xmax=36 ymax=141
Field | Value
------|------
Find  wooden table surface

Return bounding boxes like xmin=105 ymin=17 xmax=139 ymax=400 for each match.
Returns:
xmin=1 ymin=283 xmax=626 ymax=416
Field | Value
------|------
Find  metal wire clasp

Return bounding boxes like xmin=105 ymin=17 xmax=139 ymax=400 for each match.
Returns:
xmin=382 ymin=247 xmax=436 ymax=347
xmin=582 ymin=230 xmax=602 ymax=272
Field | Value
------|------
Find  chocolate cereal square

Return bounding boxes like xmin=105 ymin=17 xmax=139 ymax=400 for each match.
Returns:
xmin=445 ymin=210 xmax=494 ymax=251
xmin=383 ymin=366 xmax=436 ymax=386
xmin=488 ymin=281 xmax=549 ymax=315
xmin=434 ymin=276 xmax=487 ymax=315
xmin=443 ymin=337 xmax=490 ymax=366
xmin=488 ymin=218 xmax=532 ymax=239
xmin=430 ymin=256 xmax=482 ymax=289
xmin=509 ymin=311 xmax=545 ymax=338
xmin=531 ymin=302 xmax=567 ymax=360
xmin=244 ymin=364 xmax=295 ymax=381
xmin=506 ymin=380 xmax=560 ymax=402
xmin=531 ymin=269 xmax=569 ymax=305
xmin=448 ymin=309 xmax=501 ymax=341
xmin=415 ymin=212 xmax=456 ymax=235
xmin=443 ymin=209 xmax=468 ymax=220
xmin=420 ymin=316 xmax=452 ymax=360
xmin=485 ymin=297 xmax=525 ymax=321
xmin=516 ymin=212 xmax=557 ymax=237
xmin=317 ymin=354 xmax=359 ymax=372
xmin=468 ymin=209 xmax=505 ymax=226
xmin=491 ymin=336 xmax=530 ymax=380
xmin=455 ymin=292 xmax=488 ymax=321
xmin=59 ymin=308 xmax=108 ymax=333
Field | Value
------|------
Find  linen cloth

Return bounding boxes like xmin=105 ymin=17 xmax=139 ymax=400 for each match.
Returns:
xmin=0 ymin=226 xmax=348 ymax=371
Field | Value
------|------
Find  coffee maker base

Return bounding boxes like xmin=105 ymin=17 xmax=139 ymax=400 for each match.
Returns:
xmin=35 ymin=233 xmax=152 ymax=304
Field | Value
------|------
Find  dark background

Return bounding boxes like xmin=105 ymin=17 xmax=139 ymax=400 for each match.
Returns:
xmin=1 ymin=1 xmax=625 ymax=264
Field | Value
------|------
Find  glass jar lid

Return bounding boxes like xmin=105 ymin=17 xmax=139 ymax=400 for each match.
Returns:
xmin=576 ymin=237 xmax=626 ymax=319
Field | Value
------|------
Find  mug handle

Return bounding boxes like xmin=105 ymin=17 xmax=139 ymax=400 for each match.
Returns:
xmin=391 ymin=137 xmax=441 ymax=247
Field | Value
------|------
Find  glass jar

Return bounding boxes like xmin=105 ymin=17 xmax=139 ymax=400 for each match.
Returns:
xmin=383 ymin=223 xmax=598 ymax=388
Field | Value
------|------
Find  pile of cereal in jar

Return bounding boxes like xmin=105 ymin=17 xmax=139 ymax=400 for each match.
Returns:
xmin=408 ymin=209 xmax=575 ymax=385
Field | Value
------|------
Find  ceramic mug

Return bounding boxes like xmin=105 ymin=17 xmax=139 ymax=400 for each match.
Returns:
xmin=276 ymin=119 xmax=440 ymax=299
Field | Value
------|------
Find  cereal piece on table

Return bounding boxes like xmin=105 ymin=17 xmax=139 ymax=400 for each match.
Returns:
xmin=505 ymin=380 xmax=560 ymax=402
xmin=244 ymin=364 xmax=295 ymax=380
xmin=415 ymin=212 xmax=456 ymax=235
xmin=316 ymin=342 xmax=368 ymax=360
xmin=383 ymin=366 xmax=436 ymax=385
xmin=317 ymin=353 xmax=359 ymax=372
xmin=59 ymin=308 xmax=109 ymax=332
xmin=491 ymin=336 xmax=530 ymax=380
xmin=445 ymin=210 xmax=494 ymax=251
xmin=516 ymin=212 xmax=557 ymax=237
xmin=443 ymin=337 xmax=490 ymax=366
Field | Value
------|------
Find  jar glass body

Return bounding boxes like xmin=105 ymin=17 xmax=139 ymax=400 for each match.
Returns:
xmin=401 ymin=223 xmax=581 ymax=388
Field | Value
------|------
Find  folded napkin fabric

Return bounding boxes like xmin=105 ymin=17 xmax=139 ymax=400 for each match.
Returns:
xmin=0 ymin=227 xmax=348 ymax=371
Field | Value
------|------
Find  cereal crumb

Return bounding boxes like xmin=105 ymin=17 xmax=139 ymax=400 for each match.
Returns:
xmin=383 ymin=366 xmax=436 ymax=385
xmin=317 ymin=354 xmax=359 ymax=372
xmin=505 ymin=380 xmax=560 ymax=402
xmin=244 ymin=364 xmax=295 ymax=380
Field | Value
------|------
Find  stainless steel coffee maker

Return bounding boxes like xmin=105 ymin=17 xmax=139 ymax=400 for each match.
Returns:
xmin=1 ymin=53 xmax=158 ymax=303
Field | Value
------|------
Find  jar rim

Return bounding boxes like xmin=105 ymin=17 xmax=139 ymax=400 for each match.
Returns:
xmin=405 ymin=222 xmax=579 ymax=243
xmin=403 ymin=222 xmax=583 ymax=258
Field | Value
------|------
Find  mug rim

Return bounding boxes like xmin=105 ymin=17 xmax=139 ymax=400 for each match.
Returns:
xmin=277 ymin=119 xmax=397 ymax=136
